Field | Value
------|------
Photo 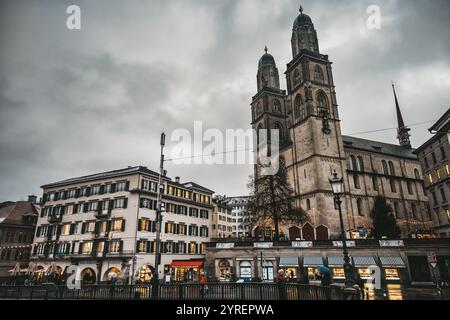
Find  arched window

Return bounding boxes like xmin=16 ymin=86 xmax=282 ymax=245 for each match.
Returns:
xmin=273 ymin=123 xmax=284 ymax=142
xmin=382 ymin=160 xmax=388 ymax=175
xmin=293 ymin=69 xmax=301 ymax=86
xmin=357 ymin=156 xmax=364 ymax=172
xmin=388 ymin=161 xmax=395 ymax=176
xmin=316 ymin=92 xmax=329 ymax=115
xmin=314 ymin=65 xmax=324 ymax=82
xmin=272 ymin=99 xmax=281 ymax=114
xmin=357 ymin=199 xmax=364 ymax=216
xmin=353 ymin=174 xmax=360 ymax=189
xmin=349 ymin=155 xmax=357 ymax=171
xmin=306 ymin=199 xmax=311 ymax=211
xmin=294 ymin=95 xmax=305 ymax=120
xmin=414 ymin=168 xmax=420 ymax=180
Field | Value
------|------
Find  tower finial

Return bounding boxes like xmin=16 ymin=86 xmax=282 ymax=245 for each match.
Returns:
xmin=264 ymin=45 xmax=268 ymax=54
xmin=299 ymin=5 xmax=303 ymax=13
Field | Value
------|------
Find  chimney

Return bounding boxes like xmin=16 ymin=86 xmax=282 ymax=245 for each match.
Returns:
xmin=175 ymin=176 xmax=180 ymax=184
xmin=28 ymin=195 xmax=37 ymax=204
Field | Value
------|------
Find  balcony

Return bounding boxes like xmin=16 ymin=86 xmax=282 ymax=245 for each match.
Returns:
xmin=47 ymin=214 xmax=62 ymax=223
xmin=95 ymin=209 xmax=111 ymax=219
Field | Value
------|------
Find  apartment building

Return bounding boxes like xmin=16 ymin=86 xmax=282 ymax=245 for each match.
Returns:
xmin=223 ymin=196 xmax=251 ymax=238
xmin=211 ymin=197 xmax=234 ymax=238
xmin=415 ymin=108 xmax=450 ymax=237
xmin=31 ymin=166 xmax=214 ymax=284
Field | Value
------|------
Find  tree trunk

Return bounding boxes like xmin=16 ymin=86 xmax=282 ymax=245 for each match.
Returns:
xmin=269 ymin=176 xmax=279 ymax=242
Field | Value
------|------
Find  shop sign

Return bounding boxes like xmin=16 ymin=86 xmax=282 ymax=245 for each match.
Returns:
xmin=253 ymin=242 xmax=273 ymax=249
xmin=216 ymin=243 xmax=235 ymax=249
xmin=379 ymin=240 xmax=404 ymax=247
xmin=332 ymin=241 xmax=355 ymax=247
xmin=291 ymin=241 xmax=313 ymax=248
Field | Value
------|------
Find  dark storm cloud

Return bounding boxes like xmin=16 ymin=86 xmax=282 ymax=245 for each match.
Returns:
xmin=0 ymin=0 xmax=449 ymax=201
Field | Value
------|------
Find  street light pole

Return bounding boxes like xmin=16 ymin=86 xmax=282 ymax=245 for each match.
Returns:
xmin=329 ymin=171 xmax=355 ymax=288
xmin=152 ymin=132 xmax=165 ymax=299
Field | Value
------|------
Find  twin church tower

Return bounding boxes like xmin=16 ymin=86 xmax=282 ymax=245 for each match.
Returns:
xmin=250 ymin=7 xmax=429 ymax=239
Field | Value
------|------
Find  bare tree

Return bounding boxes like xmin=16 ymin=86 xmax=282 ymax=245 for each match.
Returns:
xmin=247 ymin=157 xmax=308 ymax=241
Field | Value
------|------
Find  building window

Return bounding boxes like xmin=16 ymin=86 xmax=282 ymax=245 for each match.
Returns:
xmin=407 ymin=181 xmax=413 ymax=195
xmin=372 ymin=176 xmax=378 ymax=191
xmin=316 ymin=92 xmax=328 ymax=115
xmin=440 ymin=188 xmax=447 ymax=204
xmin=390 ymin=179 xmax=396 ymax=193
xmin=200 ymin=209 xmax=209 ymax=219
xmin=431 ymin=191 xmax=438 ymax=205
xmin=388 ymin=161 xmax=395 ymax=176
xmin=428 ymin=173 xmax=433 ymax=184
xmin=432 ymin=152 xmax=437 ymax=164
xmin=446 ymin=164 xmax=450 ymax=177
xmin=414 ymin=169 xmax=420 ymax=180
xmin=382 ymin=160 xmax=388 ymax=175
xmin=424 ymin=157 xmax=429 ymax=169
xmin=436 ymin=168 xmax=442 ymax=181
xmin=353 ymin=174 xmax=360 ymax=189
xmin=109 ymin=241 xmax=121 ymax=253
xmin=356 ymin=199 xmax=364 ymax=216
xmin=113 ymin=198 xmax=127 ymax=209
xmin=306 ymin=199 xmax=311 ymax=211
xmin=61 ymin=224 xmax=71 ymax=236
xmin=112 ymin=219 xmax=124 ymax=232
xmin=273 ymin=99 xmax=281 ymax=114
xmin=81 ymin=242 xmax=93 ymax=255
xmin=314 ymin=65 xmax=324 ymax=83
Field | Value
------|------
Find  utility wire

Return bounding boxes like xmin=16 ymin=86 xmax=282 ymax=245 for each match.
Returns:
xmin=347 ymin=120 xmax=436 ymax=136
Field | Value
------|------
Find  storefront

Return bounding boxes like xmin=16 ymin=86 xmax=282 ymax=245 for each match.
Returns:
xmin=238 ymin=261 xmax=252 ymax=282
xmin=278 ymin=257 xmax=299 ymax=280
xmin=135 ymin=265 xmax=154 ymax=283
xmin=302 ymin=256 xmax=324 ymax=281
xmin=352 ymin=256 xmax=377 ymax=280
xmin=170 ymin=260 xmax=205 ymax=283
xmin=326 ymin=256 xmax=345 ymax=282
xmin=378 ymin=256 xmax=406 ymax=283
xmin=217 ymin=259 xmax=232 ymax=281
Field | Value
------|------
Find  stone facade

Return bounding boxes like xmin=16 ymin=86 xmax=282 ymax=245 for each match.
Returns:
xmin=250 ymin=9 xmax=431 ymax=239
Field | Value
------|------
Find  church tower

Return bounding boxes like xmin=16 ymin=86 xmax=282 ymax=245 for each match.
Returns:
xmin=251 ymin=46 xmax=289 ymax=148
xmin=392 ymin=83 xmax=412 ymax=148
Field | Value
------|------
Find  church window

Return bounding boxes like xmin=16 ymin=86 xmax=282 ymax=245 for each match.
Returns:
xmin=273 ymin=123 xmax=283 ymax=142
xmin=411 ymin=203 xmax=417 ymax=219
xmin=257 ymin=102 xmax=263 ymax=116
xmin=306 ymin=199 xmax=311 ymax=211
xmin=273 ymin=100 xmax=281 ymax=114
xmin=294 ymin=95 xmax=305 ymax=120
xmin=390 ymin=179 xmax=396 ymax=193
xmin=388 ymin=161 xmax=395 ymax=176
xmin=353 ymin=174 xmax=360 ymax=189
xmin=314 ymin=65 xmax=324 ymax=83
xmin=356 ymin=199 xmax=364 ymax=216
xmin=372 ymin=176 xmax=378 ymax=191
xmin=316 ymin=92 xmax=328 ymax=115
xmin=414 ymin=168 xmax=420 ymax=180
xmin=407 ymin=181 xmax=413 ymax=195
xmin=293 ymin=69 xmax=301 ymax=86
xmin=381 ymin=160 xmax=388 ymax=175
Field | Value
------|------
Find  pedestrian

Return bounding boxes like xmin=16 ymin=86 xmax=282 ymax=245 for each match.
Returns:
xmin=302 ymin=272 xmax=309 ymax=285
xmin=274 ymin=269 xmax=285 ymax=283
xmin=320 ymin=271 xmax=331 ymax=287
xmin=355 ymin=273 xmax=365 ymax=300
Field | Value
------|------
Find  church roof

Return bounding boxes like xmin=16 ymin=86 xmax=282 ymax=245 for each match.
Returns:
xmin=342 ymin=135 xmax=418 ymax=160
xmin=293 ymin=12 xmax=313 ymax=28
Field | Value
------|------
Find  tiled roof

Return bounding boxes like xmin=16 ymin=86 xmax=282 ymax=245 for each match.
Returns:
xmin=182 ymin=182 xmax=214 ymax=194
xmin=0 ymin=201 xmax=38 ymax=226
xmin=342 ymin=135 xmax=418 ymax=160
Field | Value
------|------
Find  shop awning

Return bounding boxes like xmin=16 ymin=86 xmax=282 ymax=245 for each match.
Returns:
xmin=327 ymin=256 xmax=345 ymax=267
xmin=352 ymin=256 xmax=377 ymax=267
xmin=170 ymin=260 xmax=204 ymax=268
xmin=279 ymin=257 xmax=299 ymax=267
xmin=379 ymin=256 xmax=406 ymax=268
xmin=302 ymin=256 xmax=323 ymax=267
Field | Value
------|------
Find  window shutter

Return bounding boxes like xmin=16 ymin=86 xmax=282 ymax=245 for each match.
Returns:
xmin=32 ymin=245 xmax=37 ymax=255
xmin=164 ymin=223 xmax=168 ymax=233
xmin=125 ymin=181 xmax=130 ymax=191
xmin=119 ymin=240 xmax=123 ymax=253
xmin=86 ymin=187 xmax=91 ymax=197
xmin=99 ymin=185 xmax=105 ymax=195
xmin=107 ymin=220 xmax=112 ymax=232
xmin=136 ymin=241 xmax=140 ymax=252
xmin=73 ymin=204 xmax=78 ymax=214
xmin=97 ymin=201 xmax=103 ymax=213
xmin=81 ymin=222 xmax=86 ymax=234
xmin=205 ymin=227 xmax=209 ymax=237
xmin=123 ymin=198 xmax=128 ymax=209
xmin=147 ymin=221 xmax=151 ymax=232
xmin=70 ymin=224 xmax=75 ymax=235
xmin=78 ymin=243 xmax=83 ymax=254
xmin=109 ymin=200 xmax=114 ymax=212
xmin=139 ymin=198 xmax=144 ymax=208
xmin=146 ymin=241 xmax=151 ymax=253
xmin=83 ymin=203 xmax=89 ymax=213
xmin=75 ymin=189 xmax=80 ymax=198
xmin=36 ymin=226 xmax=41 ymax=238
xmin=141 ymin=179 xmax=145 ymax=190
xmin=56 ymin=225 xmax=62 ymax=236
xmin=138 ymin=219 xmax=142 ymax=231
xmin=65 ymin=243 xmax=71 ymax=255
xmin=94 ymin=221 xmax=100 ymax=234
xmin=121 ymin=220 xmax=126 ymax=232
xmin=111 ymin=183 xmax=116 ymax=193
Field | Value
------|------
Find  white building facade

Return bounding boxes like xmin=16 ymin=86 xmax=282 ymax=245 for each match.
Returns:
xmin=31 ymin=166 xmax=214 ymax=284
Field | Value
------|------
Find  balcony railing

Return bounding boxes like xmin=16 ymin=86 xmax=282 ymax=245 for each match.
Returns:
xmin=94 ymin=209 xmax=111 ymax=219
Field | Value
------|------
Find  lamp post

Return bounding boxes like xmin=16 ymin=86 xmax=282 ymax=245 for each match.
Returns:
xmin=152 ymin=132 xmax=166 ymax=299
xmin=329 ymin=170 xmax=355 ymax=288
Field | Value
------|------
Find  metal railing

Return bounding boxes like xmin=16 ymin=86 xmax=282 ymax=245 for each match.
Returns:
xmin=0 ymin=283 xmax=341 ymax=300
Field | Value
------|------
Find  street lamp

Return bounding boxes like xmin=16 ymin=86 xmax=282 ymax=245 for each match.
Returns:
xmin=329 ymin=170 xmax=355 ymax=288
xmin=152 ymin=132 xmax=166 ymax=299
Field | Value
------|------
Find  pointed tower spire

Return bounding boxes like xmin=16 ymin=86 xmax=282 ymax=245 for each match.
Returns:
xmin=392 ymin=82 xmax=412 ymax=148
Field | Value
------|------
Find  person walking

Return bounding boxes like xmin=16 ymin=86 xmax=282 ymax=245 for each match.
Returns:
xmin=355 ymin=273 xmax=366 ymax=300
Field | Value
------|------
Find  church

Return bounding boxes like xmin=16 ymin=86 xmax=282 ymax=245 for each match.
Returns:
xmin=250 ymin=7 xmax=432 ymax=240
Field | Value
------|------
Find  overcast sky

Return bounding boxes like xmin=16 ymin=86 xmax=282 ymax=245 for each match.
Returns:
xmin=0 ymin=0 xmax=449 ymax=202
